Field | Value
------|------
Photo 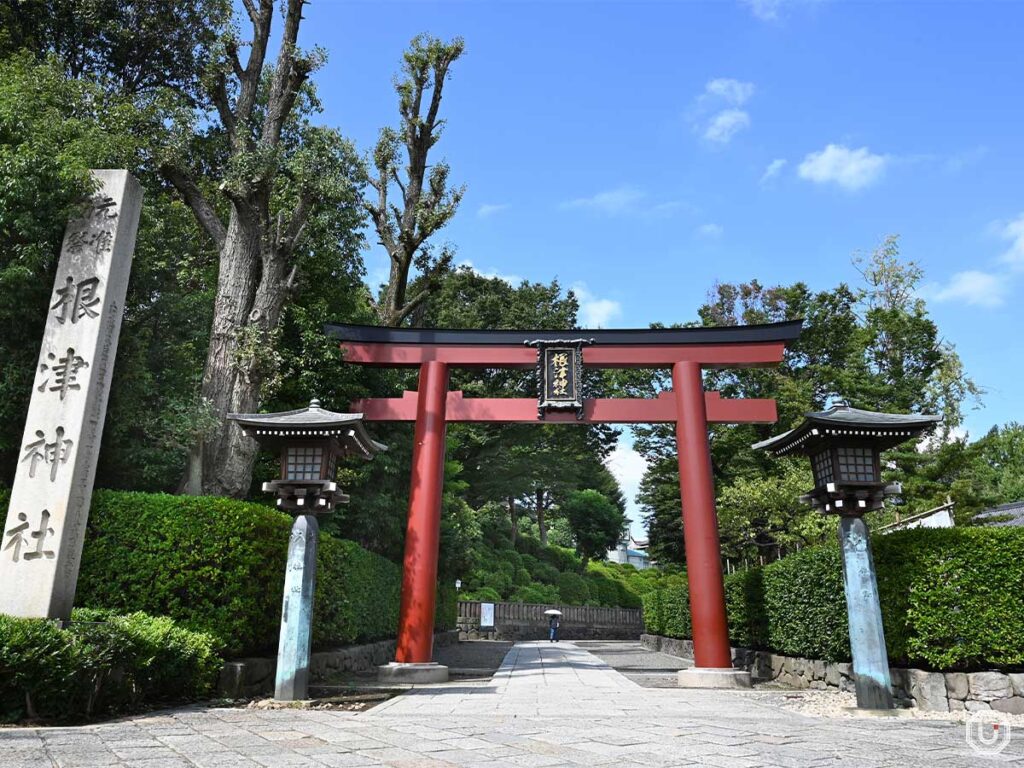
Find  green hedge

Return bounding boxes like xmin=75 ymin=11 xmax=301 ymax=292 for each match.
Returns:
xmin=75 ymin=490 xmax=446 ymax=655
xmin=0 ymin=610 xmax=220 ymax=723
xmin=643 ymin=527 xmax=1024 ymax=671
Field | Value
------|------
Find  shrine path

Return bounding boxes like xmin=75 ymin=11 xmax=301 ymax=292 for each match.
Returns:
xmin=4 ymin=641 xmax=1020 ymax=767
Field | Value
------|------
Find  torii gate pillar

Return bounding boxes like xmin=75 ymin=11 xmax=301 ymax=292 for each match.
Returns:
xmin=379 ymin=360 xmax=452 ymax=684
xmin=674 ymin=362 xmax=749 ymax=687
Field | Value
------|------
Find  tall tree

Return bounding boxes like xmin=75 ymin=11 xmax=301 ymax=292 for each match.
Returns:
xmin=367 ymin=35 xmax=465 ymax=326
xmin=0 ymin=0 xmax=228 ymax=100
xmin=161 ymin=0 xmax=364 ymax=496
xmin=561 ymin=489 xmax=626 ymax=568
xmin=636 ymin=237 xmax=981 ymax=565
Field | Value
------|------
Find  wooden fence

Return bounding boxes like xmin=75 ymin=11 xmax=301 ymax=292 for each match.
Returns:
xmin=457 ymin=600 xmax=642 ymax=627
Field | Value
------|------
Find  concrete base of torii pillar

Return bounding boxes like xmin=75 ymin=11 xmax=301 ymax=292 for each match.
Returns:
xmin=378 ymin=662 xmax=449 ymax=684
xmin=677 ymin=668 xmax=752 ymax=689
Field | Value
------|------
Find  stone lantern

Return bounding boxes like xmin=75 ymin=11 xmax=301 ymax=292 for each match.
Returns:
xmin=753 ymin=405 xmax=940 ymax=710
xmin=229 ymin=399 xmax=385 ymax=700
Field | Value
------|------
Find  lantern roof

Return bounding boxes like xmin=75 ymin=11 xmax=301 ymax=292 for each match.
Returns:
xmin=229 ymin=399 xmax=387 ymax=458
xmin=752 ymin=405 xmax=941 ymax=456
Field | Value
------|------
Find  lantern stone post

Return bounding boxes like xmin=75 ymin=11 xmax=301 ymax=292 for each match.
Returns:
xmin=229 ymin=399 xmax=385 ymax=701
xmin=754 ymin=404 xmax=940 ymax=710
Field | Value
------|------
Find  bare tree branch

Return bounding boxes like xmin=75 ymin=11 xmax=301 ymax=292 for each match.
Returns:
xmin=261 ymin=0 xmax=310 ymax=148
xmin=241 ymin=0 xmax=259 ymax=25
xmin=367 ymin=35 xmax=465 ymax=326
xmin=160 ymin=164 xmax=226 ymax=250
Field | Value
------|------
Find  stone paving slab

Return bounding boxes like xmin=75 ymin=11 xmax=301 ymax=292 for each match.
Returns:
xmin=3 ymin=641 xmax=1023 ymax=767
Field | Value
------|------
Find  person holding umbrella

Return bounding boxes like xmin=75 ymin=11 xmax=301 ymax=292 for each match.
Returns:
xmin=544 ymin=609 xmax=561 ymax=642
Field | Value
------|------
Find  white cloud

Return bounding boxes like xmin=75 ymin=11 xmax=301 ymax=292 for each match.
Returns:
xmin=573 ymin=283 xmax=623 ymax=328
xmin=742 ymin=0 xmax=783 ymax=20
xmin=741 ymin=0 xmax=823 ymax=21
xmin=562 ymin=185 xmax=645 ymax=215
xmin=477 ymin=203 xmax=509 ymax=218
xmin=704 ymin=78 xmax=755 ymax=106
xmin=944 ymin=145 xmax=988 ymax=175
xmin=457 ymin=260 xmax=522 ymax=285
xmin=760 ymin=158 xmax=787 ymax=184
xmin=797 ymin=144 xmax=888 ymax=190
xmin=694 ymin=79 xmax=755 ymax=145
xmin=650 ymin=200 xmax=697 ymax=217
xmin=999 ymin=212 xmax=1024 ymax=267
xmin=696 ymin=223 xmax=724 ymax=238
xmin=704 ymin=109 xmax=751 ymax=144
xmin=928 ymin=270 xmax=1007 ymax=308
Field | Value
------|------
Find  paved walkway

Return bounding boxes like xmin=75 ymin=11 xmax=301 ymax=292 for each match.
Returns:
xmin=4 ymin=641 xmax=1022 ymax=767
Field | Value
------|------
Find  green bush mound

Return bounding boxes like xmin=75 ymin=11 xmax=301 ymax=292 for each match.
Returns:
xmin=75 ymin=490 xmax=452 ymax=655
xmin=460 ymin=531 xmax=661 ymax=608
xmin=0 ymin=610 xmax=220 ymax=723
xmin=643 ymin=527 xmax=1024 ymax=671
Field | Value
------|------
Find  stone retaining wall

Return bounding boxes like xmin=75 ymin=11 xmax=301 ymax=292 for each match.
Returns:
xmin=642 ymin=634 xmax=1024 ymax=713
xmin=218 ymin=630 xmax=459 ymax=698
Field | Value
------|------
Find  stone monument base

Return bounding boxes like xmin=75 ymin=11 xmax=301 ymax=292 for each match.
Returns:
xmin=378 ymin=662 xmax=449 ymax=684
xmin=678 ymin=667 xmax=752 ymax=689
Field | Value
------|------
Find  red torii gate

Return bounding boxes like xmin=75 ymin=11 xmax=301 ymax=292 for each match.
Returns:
xmin=330 ymin=321 xmax=802 ymax=683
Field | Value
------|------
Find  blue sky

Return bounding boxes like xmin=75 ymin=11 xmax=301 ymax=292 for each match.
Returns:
xmin=296 ymin=1 xmax=1023 ymax=529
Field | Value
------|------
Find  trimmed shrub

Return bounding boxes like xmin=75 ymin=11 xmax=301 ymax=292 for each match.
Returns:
xmin=641 ymin=589 xmax=664 ymax=636
xmin=0 ymin=611 xmax=219 ymax=723
xmin=555 ymin=572 xmax=591 ymax=604
xmin=644 ymin=527 xmax=1024 ymax=671
xmin=510 ymin=583 xmax=559 ymax=604
xmin=435 ymin=583 xmax=458 ymax=631
xmin=761 ymin=543 xmax=848 ymax=661
xmin=76 ymin=491 xmax=292 ymax=654
xmin=463 ymin=587 xmax=501 ymax=602
xmin=660 ymin=576 xmax=692 ymax=639
xmin=74 ymin=490 xmax=424 ymax=655
xmin=723 ymin=568 xmax=767 ymax=649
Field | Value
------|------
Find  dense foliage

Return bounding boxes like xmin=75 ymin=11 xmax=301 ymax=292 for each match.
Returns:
xmin=0 ymin=610 xmax=220 ymax=723
xmin=643 ymin=527 xmax=1024 ymax=671
xmin=73 ymin=490 xmax=454 ymax=655
xmin=453 ymin=493 xmax=655 ymax=608
xmin=638 ymin=241 xmax=994 ymax=566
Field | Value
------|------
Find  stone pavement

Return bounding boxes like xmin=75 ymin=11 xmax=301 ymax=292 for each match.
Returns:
xmin=4 ymin=640 xmax=1022 ymax=767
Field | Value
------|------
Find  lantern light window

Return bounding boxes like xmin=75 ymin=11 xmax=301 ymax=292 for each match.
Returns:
xmin=286 ymin=445 xmax=323 ymax=480
xmin=837 ymin=445 xmax=876 ymax=482
xmin=811 ymin=451 xmax=834 ymax=486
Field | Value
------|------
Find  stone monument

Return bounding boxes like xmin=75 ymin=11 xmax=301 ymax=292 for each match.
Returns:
xmin=0 ymin=170 xmax=142 ymax=619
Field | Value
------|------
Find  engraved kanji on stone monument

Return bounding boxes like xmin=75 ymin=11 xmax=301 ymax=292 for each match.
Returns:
xmin=52 ymin=276 xmax=102 ymax=324
xmin=0 ymin=170 xmax=142 ymax=619
xmin=21 ymin=427 xmax=74 ymax=481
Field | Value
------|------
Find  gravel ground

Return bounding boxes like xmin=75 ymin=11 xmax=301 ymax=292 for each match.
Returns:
xmin=433 ymin=640 xmax=513 ymax=675
xmin=768 ymin=687 xmax=1024 ymax=726
xmin=573 ymin=639 xmax=693 ymax=687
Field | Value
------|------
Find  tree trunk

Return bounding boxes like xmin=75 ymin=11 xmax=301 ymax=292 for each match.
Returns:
xmin=536 ymin=488 xmax=548 ymax=546
xmin=182 ymin=207 xmax=289 ymax=497
xmin=508 ymin=495 xmax=517 ymax=545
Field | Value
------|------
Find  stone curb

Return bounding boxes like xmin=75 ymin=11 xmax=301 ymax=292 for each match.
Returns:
xmin=641 ymin=633 xmax=1024 ymax=713
xmin=219 ymin=629 xmax=459 ymax=698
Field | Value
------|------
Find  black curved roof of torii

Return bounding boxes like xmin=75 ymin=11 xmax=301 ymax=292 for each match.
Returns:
xmin=325 ymin=320 xmax=804 ymax=346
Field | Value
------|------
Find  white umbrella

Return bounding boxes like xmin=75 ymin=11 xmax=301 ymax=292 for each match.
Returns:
xmin=544 ymin=609 xmax=562 ymax=616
